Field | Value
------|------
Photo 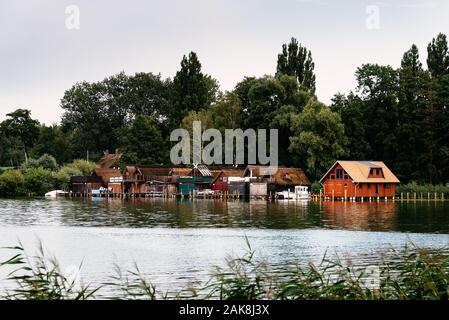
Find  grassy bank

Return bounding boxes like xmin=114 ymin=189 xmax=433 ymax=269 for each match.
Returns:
xmin=396 ymin=182 xmax=449 ymax=199
xmin=1 ymin=241 xmax=448 ymax=300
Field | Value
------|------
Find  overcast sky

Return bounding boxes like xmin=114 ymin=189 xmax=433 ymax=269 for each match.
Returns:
xmin=0 ymin=0 xmax=448 ymax=124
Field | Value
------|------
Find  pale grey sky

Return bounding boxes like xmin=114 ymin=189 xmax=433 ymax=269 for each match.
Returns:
xmin=0 ymin=0 xmax=448 ymax=124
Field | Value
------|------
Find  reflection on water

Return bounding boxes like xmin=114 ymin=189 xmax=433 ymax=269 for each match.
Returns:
xmin=0 ymin=198 xmax=449 ymax=295
xmin=1 ymin=198 xmax=449 ymax=233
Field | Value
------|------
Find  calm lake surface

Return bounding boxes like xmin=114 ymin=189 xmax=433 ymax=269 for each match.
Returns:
xmin=1 ymin=198 xmax=449 ymax=295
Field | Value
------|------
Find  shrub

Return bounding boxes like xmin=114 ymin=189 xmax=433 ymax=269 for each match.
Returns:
xmin=23 ymin=167 xmax=56 ymax=196
xmin=396 ymin=182 xmax=449 ymax=197
xmin=54 ymin=166 xmax=82 ymax=191
xmin=0 ymin=170 xmax=26 ymax=196
xmin=66 ymin=159 xmax=98 ymax=176
xmin=311 ymin=182 xmax=323 ymax=194
xmin=20 ymin=158 xmax=40 ymax=171
xmin=37 ymin=154 xmax=58 ymax=171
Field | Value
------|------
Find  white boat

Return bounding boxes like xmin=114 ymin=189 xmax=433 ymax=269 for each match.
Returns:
xmin=276 ymin=186 xmax=311 ymax=200
xmin=45 ymin=190 xmax=67 ymax=198
xmin=295 ymin=185 xmax=311 ymax=200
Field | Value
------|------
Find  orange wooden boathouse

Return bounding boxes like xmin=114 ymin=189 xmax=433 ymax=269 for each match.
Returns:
xmin=320 ymin=161 xmax=400 ymax=199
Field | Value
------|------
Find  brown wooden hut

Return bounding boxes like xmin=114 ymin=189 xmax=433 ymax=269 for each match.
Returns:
xmin=91 ymin=168 xmax=123 ymax=193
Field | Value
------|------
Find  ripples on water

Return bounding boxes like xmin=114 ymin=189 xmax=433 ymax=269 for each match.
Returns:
xmin=0 ymin=198 xmax=448 ymax=295
xmin=1 ymin=198 xmax=449 ymax=232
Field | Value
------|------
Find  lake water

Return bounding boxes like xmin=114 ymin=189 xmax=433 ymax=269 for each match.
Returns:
xmin=0 ymin=198 xmax=449 ymax=296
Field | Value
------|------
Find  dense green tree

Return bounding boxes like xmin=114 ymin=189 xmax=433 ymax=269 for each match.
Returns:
xmin=427 ymin=33 xmax=449 ymax=78
xmin=276 ymin=37 xmax=316 ymax=94
xmin=61 ymin=79 xmax=121 ymax=160
xmin=235 ymin=75 xmax=312 ymax=165
xmin=118 ymin=115 xmax=167 ymax=165
xmin=244 ymin=76 xmax=285 ymax=130
xmin=396 ymin=45 xmax=428 ymax=182
xmin=354 ymin=64 xmax=399 ymax=167
xmin=234 ymin=77 xmax=257 ymax=113
xmin=170 ymin=52 xmax=219 ymax=128
xmin=1 ymin=109 xmax=39 ymax=162
xmin=331 ymin=93 xmax=371 ymax=160
xmin=31 ymin=125 xmax=73 ymax=164
xmin=0 ymin=128 xmax=20 ymax=167
xmin=289 ymin=100 xmax=348 ymax=180
xmin=61 ymin=72 xmax=172 ymax=160
xmin=124 ymin=72 xmax=173 ymax=135
xmin=212 ymin=92 xmax=242 ymax=132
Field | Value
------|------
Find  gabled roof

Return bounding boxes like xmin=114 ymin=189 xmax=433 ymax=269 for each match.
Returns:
xmin=243 ymin=165 xmax=278 ymax=177
xmin=138 ymin=166 xmax=171 ymax=176
xmin=273 ymin=168 xmax=311 ymax=186
xmin=242 ymin=166 xmax=311 ymax=185
xmin=92 ymin=168 xmax=122 ymax=184
xmin=211 ymin=168 xmax=246 ymax=184
xmin=169 ymin=168 xmax=192 ymax=176
xmin=319 ymin=161 xmax=400 ymax=183
xmin=188 ymin=164 xmax=213 ymax=177
xmin=98 ymin=150 xmax=122 ymax=168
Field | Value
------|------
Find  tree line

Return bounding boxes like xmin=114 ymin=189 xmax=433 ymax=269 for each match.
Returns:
xmin=1 ymin=34 xmax=449 ymax=184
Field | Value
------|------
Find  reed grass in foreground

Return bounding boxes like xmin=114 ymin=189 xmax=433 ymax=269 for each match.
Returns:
xmin=1 ymin=240 xmax=448 ymax=300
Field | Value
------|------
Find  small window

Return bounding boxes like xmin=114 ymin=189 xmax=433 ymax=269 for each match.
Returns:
xmin=336 ymin=169 xmax=343 ymax=180
xmin=330 ymin=174 xmax=335 ymax=180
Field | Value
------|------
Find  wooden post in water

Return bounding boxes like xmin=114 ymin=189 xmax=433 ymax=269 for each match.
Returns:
xmin=435 ymin=192 xmax=437 ymax=201
xmin=401 ymin=193 xmax=403 ymax=201
xmin=332 ymin=189 xmax=334 ymax=201
xmin=414 ymin=192 xmax=416 ymax=201
xmin=344 ymin=189 xmax=347 ymax=201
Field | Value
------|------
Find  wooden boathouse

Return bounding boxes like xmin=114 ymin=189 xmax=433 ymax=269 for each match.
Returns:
xmin=320 ymin=161 xmax=400 ymax=200
xmin=211 ymin=168 xmax=246 ymax=195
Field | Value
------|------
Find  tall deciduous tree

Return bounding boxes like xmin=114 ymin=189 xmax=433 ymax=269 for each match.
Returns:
xmin=276 ymin=37 xmax=316 ymax=94
xmin=426 ymin=33 xmax=449 ymax=182
xmin=289 ymin=100 xmax=348 ymax=180
xmin=331 ymin=92 xmax=370 ymax=161
xmin=235 ymin=75 xmax=312 ymax=166
xmin=171 ymin=52 xmax=219 ymax=129
xmin=118 ymin=115 xmax=167 ymax=165
xmin=2 ymin=109 xmax=39 ymax=162
xmin=212 ymin=92 xmax=242 ymax=132
xmin=61 ymin=72 xmax=172 ymax=160
xmin=427 ymin=33 xmax=449 ymax=78
xmin=31 ymin=125 xmax=73 ymax=164
xmin=354 ymin=64 xmax=399 ymax=168
xmin=396 ymin=45 xmax=427 ymax=182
